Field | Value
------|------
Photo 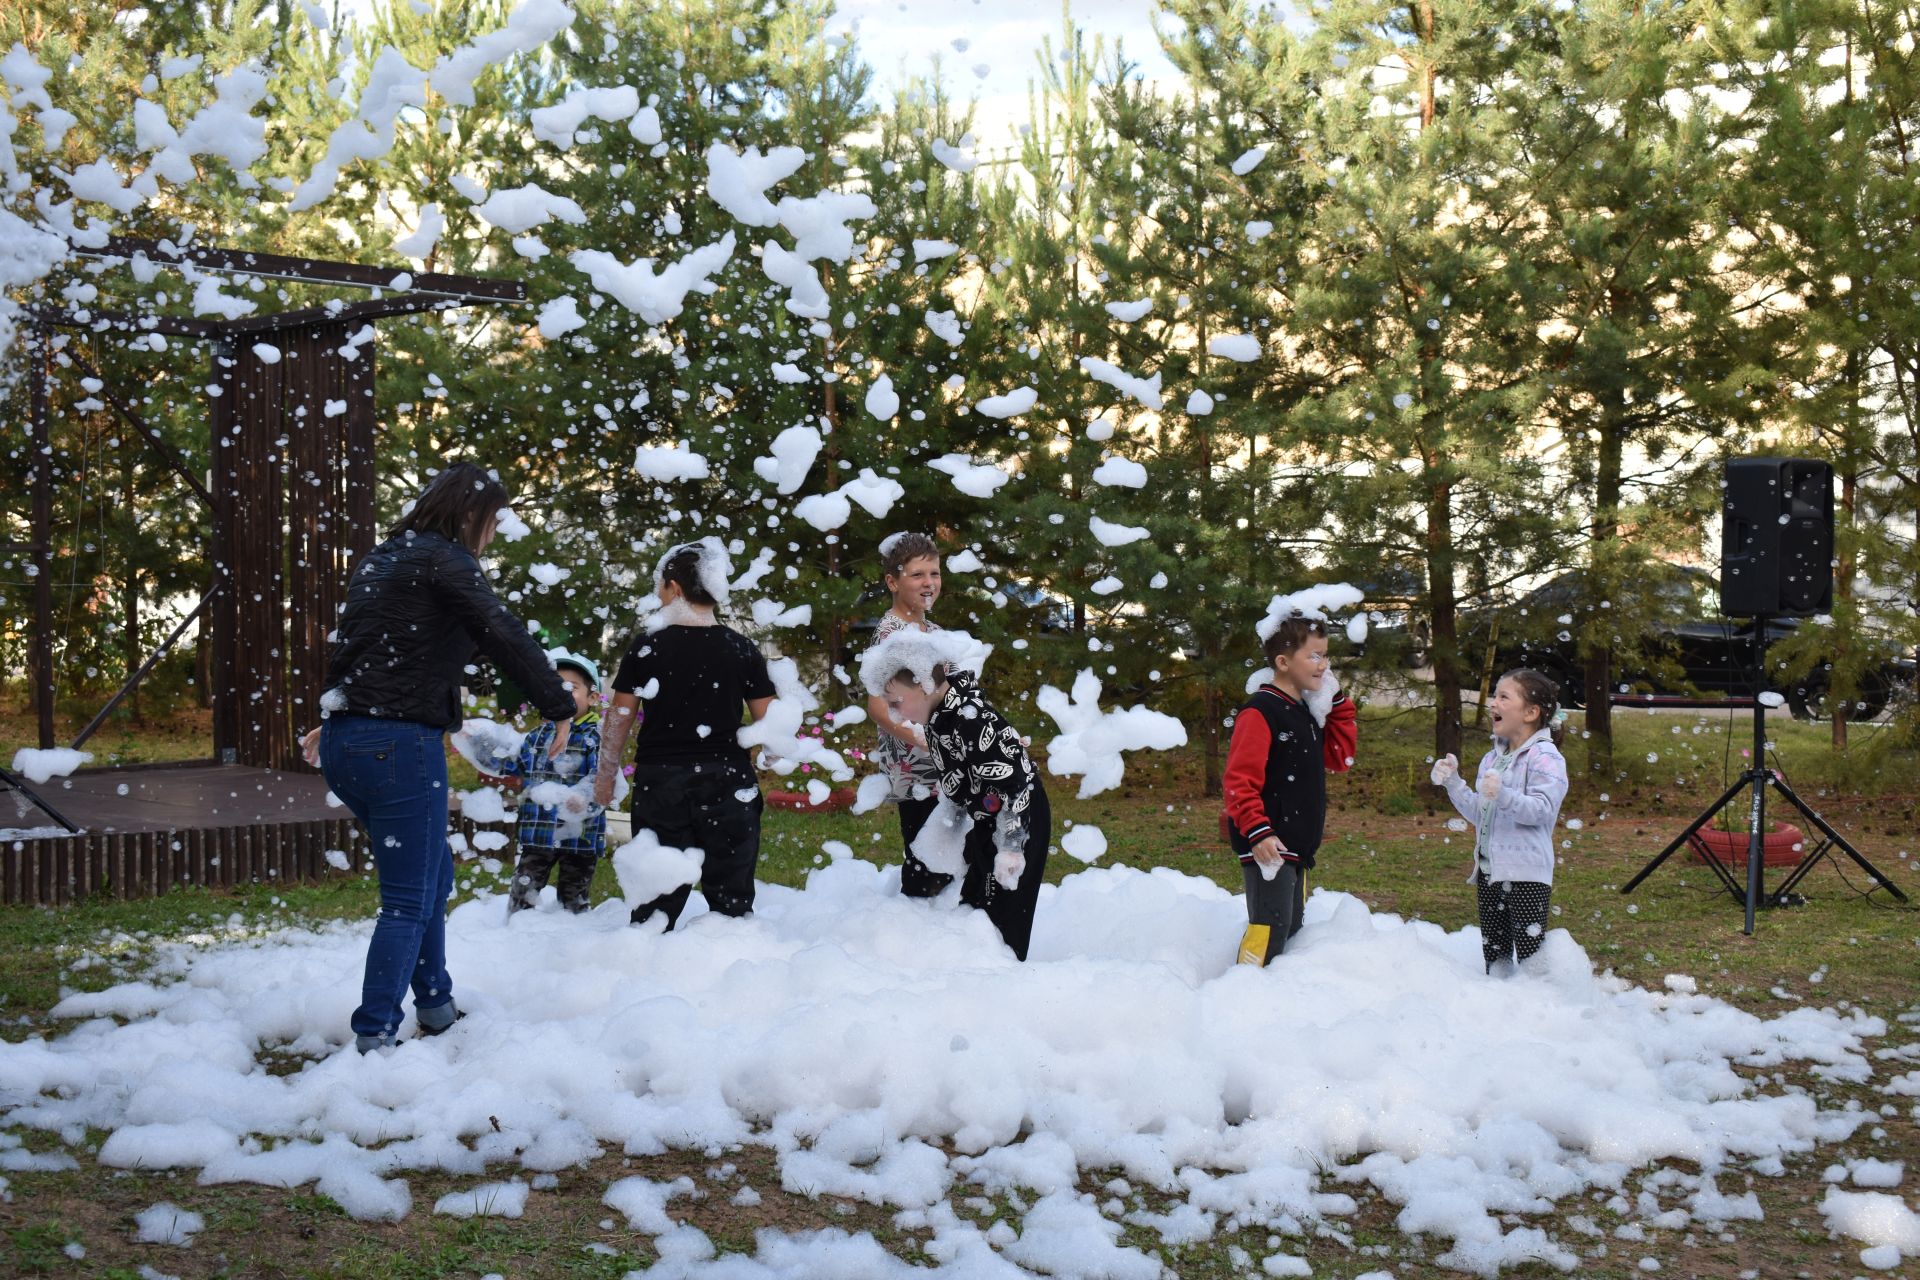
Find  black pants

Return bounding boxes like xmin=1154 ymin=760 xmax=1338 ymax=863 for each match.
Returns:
xmin=956 ymin=785 xmax=1051 ymax=962
xmin=626 ymin=761 xmax=762 ymax=930
xmin=1241 ymin=859 xmax=1308 ymax=964
xmin=508 ymin=846 xmax=597 ymax=914
xmin=1476 ymin=871 xmax=1551 ymax=970
xmin=897 ymin=792 xmax=954 ymax=898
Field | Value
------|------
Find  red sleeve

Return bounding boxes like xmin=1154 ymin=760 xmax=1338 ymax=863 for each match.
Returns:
xmin=1223 ymin=709 xmax=1274 ymax=845
xmin=1322 ymin=694 xmax=1357 ymax=774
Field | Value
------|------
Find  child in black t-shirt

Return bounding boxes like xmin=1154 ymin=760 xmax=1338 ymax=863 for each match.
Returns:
xmin=593 ymin=539 xmax=776 ymax=929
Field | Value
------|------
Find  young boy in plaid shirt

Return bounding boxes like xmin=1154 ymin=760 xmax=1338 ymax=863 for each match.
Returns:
xmin=489 ymin=650 xmax=607 ymax=915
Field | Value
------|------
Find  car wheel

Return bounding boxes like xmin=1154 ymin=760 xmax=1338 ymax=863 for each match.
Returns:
xmin=1850 ymin=688 xmax=1889 ymax=721
xmin=1786 ymin=681 xmax=1826 ymax=722
xmin=1821 ymin=684 xmax=1888 ymax=723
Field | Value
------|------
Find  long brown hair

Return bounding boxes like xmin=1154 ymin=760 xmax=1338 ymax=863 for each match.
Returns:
xmin=388 ymin=462 xmax=508 ymax=552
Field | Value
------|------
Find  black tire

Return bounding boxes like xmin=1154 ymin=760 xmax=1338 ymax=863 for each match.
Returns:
xmin=1821 ymin=685 xmax=1888 ymax=723
xmin=1786 ymin=681 xmax=1826 ymax=722
xmin=1788 ymin=667 xmax=1896 ymax=723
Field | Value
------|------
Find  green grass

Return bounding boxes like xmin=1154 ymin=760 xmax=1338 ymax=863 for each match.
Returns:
xmin=6 ymin=701 xmax=1915 ymax=1024
xmin=2 ymin=705 xmax=1915 ymax=1278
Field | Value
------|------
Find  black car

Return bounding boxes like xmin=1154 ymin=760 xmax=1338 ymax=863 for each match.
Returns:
xmin=1464 ymin=568 xmax=1915 ymax=721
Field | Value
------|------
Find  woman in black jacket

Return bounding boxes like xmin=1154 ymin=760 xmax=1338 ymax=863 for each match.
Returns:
xmin=300 ymin=463 xmax=576 ymax=1053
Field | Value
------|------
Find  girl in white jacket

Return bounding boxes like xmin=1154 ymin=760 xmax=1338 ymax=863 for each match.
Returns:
xmin=1432 ymin=669 xmax=1570 ymax=974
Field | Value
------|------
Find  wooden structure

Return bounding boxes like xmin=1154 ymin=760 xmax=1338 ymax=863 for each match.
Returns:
xmin=6 ymin=240 xmax=522 ymax=904
xmin=2 ymin=762 xmax=369 ymax=905
xmin=20 ymin=237 xmax=523 ymax=771
xmin=0 ymin=761 xmax=500 ymax=906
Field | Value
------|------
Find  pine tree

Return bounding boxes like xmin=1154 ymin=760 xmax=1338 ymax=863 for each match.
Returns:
xmin=969 ymin=7 xmax=1152 ymax=710
xmin=1277 ymin=0 xmax=1563 ymax=765
xmin=1079 ymin=0 xmax=1324 ymax=793
xmin=1726 ymin=0 xmax=1920 ymax=746
xmin=1503 ymin=0 xmax=1771 ymax=777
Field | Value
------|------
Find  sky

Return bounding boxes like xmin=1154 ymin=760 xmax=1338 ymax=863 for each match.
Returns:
xmin=827 ymin=0 xmax=1177 ymax=149
xmin=324 ymin=0 xmax=1190 ymax=152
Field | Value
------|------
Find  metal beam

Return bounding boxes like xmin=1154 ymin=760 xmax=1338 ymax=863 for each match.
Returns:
xmin=219 ymin=293 xmax=469 ymax=338
xmin=0 ymin=765 xmax=81 ymax=834
xmin=74 ymin=235 xmax=527 ymax=304
xmin=26 ymin=305 xmax=222 ymax=339
xmin=71 ymin=590 xmax=216 ymax=751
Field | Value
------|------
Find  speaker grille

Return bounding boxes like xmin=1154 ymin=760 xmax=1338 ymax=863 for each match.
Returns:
xmin=1720 ymin=458 xmax=1833 ymax=617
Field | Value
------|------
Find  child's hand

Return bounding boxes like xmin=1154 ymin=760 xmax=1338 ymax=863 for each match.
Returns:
xmin=1251 ymin=835 xmax=1287 ymax=867
xmin=1304 ymin=670 xmax=1340 ymax=725
xmin=547 ymin=718 xmax=573 ymax=759
xmin=1430 ymin=754 xmax=1458 ymax=785
xmin=300 ymin=726 xmax=322 ymax=768
xmin=1478 ymin=771 xmax=1502 ymax=801
xmin=993 ymin=847 xmax=1025 ymax=890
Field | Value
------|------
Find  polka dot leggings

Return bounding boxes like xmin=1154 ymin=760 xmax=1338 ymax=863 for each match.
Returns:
xmin=1476 ymin=872 xmax=1551 ymax=971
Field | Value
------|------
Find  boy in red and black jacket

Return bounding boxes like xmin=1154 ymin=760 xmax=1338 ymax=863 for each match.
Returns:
xmin=1222 ymin=614 xmax=1358 ymax=964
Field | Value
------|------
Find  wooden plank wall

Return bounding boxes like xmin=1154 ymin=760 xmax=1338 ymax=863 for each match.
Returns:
xmin=211 ymin=319 xmax=377 ymax=773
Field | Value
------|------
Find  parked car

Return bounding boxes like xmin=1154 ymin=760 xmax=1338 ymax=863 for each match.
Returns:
xmin=1463 ymin=567 xmax=1915 ymax=720
xmin=1348 ymin=565 xmax=1433 ymax=670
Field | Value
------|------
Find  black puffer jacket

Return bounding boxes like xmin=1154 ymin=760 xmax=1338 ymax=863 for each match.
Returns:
xmin=323 ymin=530 xmax=573 ymax=730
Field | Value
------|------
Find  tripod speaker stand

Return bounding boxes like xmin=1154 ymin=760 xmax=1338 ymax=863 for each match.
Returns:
xmin=1619 ymin=620 xmax=1907 ymax=934
xmin=1623 ymin=457 xmax=1907 ymax=933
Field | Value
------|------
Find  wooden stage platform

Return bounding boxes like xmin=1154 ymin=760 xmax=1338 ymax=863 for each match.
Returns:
xmin=2 ymin=761 xmax=369 ymax=906
xmin=25 ymin=761 xmax=342 ymax=833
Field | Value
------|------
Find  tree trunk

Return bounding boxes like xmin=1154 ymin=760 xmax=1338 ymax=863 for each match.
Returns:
xmin=1834 ymin=348 xmax=1860 ymax=750
xmin=1202 ymin=682 xmax=1222 ymax=797
xmin=1416 ymin=2 xmax=1437 ymax=126
xmin=1474 ymin=614 xmax=1501 ymax=729
xmin=1412 ymin=2 xmax=1454 ymax=764
xmin=1427 ymin=478 xmax=1463 ymax=764
xmin=1584 ymin=409 xmax=1625 ymax=778
xmin=819 ymin=282 xmax=845 ymax=675
xmin=123 ymin=463 xmax=143 ymax=725
xmin=194 ymin=615 xmax=212 ymax=710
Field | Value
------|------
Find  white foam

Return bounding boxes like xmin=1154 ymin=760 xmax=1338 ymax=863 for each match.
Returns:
xmin=0 ymin=867 xmax=1884 ymax=1273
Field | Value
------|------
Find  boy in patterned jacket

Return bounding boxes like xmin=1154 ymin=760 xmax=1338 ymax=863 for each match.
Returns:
xmin=1222 ymin=615 xmax=1358 ymax=964
xmin=486 ymin=650 xmax=606 ymax=915
xmin=866 ymin=632 xmax=1051 ymax=961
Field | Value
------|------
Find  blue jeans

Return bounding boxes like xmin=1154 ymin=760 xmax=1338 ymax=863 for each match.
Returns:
xmin=320 ymin=716 xmax=456 ymax=1039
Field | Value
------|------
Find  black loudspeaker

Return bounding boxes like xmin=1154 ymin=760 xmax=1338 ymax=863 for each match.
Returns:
xmin=1721 ymin=458 xmax=1833 ymax=617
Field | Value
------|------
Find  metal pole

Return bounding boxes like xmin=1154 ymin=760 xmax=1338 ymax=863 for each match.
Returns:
xmin=70 ymin=590 xmax=215 ymax=750
xmin=29 ymin=322 xmax=56 ymax=748
xmin=1743 ymin=620 xmax=1769 ymax=936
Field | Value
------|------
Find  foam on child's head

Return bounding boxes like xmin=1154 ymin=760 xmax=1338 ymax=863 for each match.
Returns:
xmin=652 ymin=536 xmax=734 ymax=605
xmin=860 ymin=628 xmax=991 ymax=696
xmin=880 ymin=531 xmax=939 ymax=576
xmin=1254 ymin=582 xmax=1365 ymax=643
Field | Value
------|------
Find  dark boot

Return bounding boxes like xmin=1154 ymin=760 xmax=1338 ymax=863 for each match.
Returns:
xmin=509 ymin=848 xmax=560 ymax=913
xmin=555 ymin=853 xmax=597 ymax=914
